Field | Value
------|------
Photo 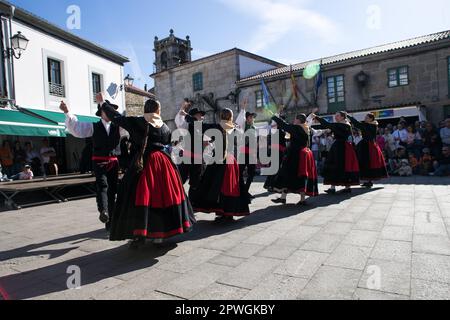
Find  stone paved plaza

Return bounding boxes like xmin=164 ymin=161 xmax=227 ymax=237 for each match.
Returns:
xmin=1 ymin=177 xmax=450 ymax=300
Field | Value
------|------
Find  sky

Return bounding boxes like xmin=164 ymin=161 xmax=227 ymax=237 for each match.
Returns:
xmin=9 ymin=0 xmax=450 ymax=89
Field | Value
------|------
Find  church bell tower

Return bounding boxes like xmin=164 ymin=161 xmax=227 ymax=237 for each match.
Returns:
xmin=153 ymin=29 xmax=193 ymax=73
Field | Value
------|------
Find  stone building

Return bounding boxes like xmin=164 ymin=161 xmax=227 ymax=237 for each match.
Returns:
xmin=151 ymin=30 xmax=284 ymax=129
xmin=237 ymin=30 xmax=450 ymax=125
xmin=124 ymin=84 xmax=154 ymax=116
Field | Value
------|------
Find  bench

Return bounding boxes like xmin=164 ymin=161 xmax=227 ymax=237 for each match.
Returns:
xmin=0 ymin=174 xmax=96 ymax=210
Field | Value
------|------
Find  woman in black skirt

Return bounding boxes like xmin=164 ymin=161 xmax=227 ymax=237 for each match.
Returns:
xmin=188 ymin=108 xmax=250 ymax=220
xmin=270 ymin=114 xmax=319 ymax=205
xmin=313 ymin=112 xmax=360 ymax=194
xmin=101 ymin=98 xmax=195 ymax=248
xmin=264 ymin=119 xmax=287 ymax=192
xmin=348 ymin=113 xmax=388 ymax=188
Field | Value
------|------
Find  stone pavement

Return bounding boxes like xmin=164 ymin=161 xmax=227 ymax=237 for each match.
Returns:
xmin=1 ymin=176 xmax=450 ymax=300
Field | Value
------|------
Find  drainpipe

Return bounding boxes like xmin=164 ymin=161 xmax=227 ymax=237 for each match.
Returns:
xmin=7 ymin=5 xmax=15 ymax=104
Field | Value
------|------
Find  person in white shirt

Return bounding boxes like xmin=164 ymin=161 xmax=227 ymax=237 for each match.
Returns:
xmin=393 ymin=122 xmax=408 ymax=148
xmin=440 ymin=118 xmax=450 ymax=146
xmin=12 ymin=165 xmax=34 ymax=181
xmin=60 ymin=95 xmax=126 ymax=230
xmin=40 ymin=139 xmax=56 ymax=176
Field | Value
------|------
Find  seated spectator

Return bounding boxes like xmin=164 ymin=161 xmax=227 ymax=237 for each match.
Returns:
xmin=383 ymin=128 xmax=396 ymax=159
xmin=0 ymin=140 xmax=14 ymax=178
xmin=423 ymin=122 xmax=442 ymax=157
xmin=13 ymin=141 xmax=27 ymax=175
xmin=40 ymin=139 xmax=57 ymax=176
xmin=25 ymin=142 xmax=42 ymax=176
xmin=388 ymin=146 xmax=408 ymax=175
xmin=440 ymin=118 xmax=450 ymax=147
xmin=406 ymin=125 xmax=422 ymax=159
xmin=393 ymin=122 xmax=408 ymax=148
xmin=420 ymin=148 xmax=434 ymax=175
xmin=431 ymin=146 xmax=450 ymax=177
xmin=11 ymin=164 xmax=34 ymax=181
xmin=408 ymin=153 xmax=421 ymax=175
xmin=376 ymin=128 xmax=386 ymax=151
xmin=395 ymin=159 xmax=413 ymax=177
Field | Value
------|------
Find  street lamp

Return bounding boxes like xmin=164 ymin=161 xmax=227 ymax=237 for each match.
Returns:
xmin=124 ymin=74 xmax=134 ymax=87
xmin=7 ymin=31 xmax=29 ymax=59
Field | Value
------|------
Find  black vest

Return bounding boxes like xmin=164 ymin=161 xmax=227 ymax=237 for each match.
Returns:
xmin=92 ymin=121 xmax=121 ymax=157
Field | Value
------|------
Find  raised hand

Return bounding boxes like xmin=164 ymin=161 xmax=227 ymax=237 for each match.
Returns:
xmin=240 ymin=97 xmax=249 ymax=111
xmin=59 ymin=101 xmax=69 ymax=114
xmin=95 ymin=92 xmax=105 ymax=105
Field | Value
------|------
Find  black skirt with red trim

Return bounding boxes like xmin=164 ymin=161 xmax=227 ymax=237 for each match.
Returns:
xmin=264 ymin=145 xmax=287 ymax=191
xmin=191 ymin=155 xmax=250 ymax=217
xmin=109 ymin=150 xmax=195 ymax=241
xmin=270 ymin=147 xmax=319 ymax=197
xmin=322 ymin=140 xmax=360 ymax=186
xmin=356 ymin=140 xmax=388 ymax=181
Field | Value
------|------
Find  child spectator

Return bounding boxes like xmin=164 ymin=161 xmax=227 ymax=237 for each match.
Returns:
xmin=408 ymin=153 xmax=421 ymax=175
xmin=420 ymin=148 xmax=434 ymax=175
xmin=11 ymin=164 xmax=34 ymax=181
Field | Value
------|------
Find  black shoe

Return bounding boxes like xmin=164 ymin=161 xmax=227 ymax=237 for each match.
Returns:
xmin=340 ymin=188 xmax=352 ymax=194
xmin=325 ymin=189 xmax=336 ymax=195
xmin=297 ymin=201 xmax=308 ymax=206
xmin=99 ymin=211 xmax=109 ymax=224
xmin=361 ymin=182 xmax=373 ymax=188
xmin=271 ymin=198 xmax=287 ymax=205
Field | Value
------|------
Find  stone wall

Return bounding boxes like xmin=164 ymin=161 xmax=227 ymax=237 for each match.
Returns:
xmin=125 ymin=91 xmax=147 ymax=117
xmin=238 ymin=45 xmax=450 ymax=124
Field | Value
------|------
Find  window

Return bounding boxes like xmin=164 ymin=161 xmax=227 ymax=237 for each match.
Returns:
xmin=92 ymin=73 xmax=102 ymax=103
xmin=388 ymin=66 xmax=409 ymax=88
xmin=193 ymin=72 xmax=203 ymax=92
xmin=161 ymin=52 xmax=168 ymax=70
xmin=327 ymin=75 xmax=345 ymax=112
xmin=255 ymin=90 xmax=263 ymax=109
xmin=47 ymin=58 xmax=65 ymax=97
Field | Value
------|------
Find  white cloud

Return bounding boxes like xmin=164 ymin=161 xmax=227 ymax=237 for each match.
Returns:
xmin=217 ymin=0 xmax=339 ymax=53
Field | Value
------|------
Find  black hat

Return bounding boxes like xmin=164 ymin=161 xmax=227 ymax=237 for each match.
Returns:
xmin=189 ymin=108 xmax=206 ymax=117
xmin=246 ymin=112 xmax=257 ymax=119
xmin=96 ymin=100 xmax=119 ymax=117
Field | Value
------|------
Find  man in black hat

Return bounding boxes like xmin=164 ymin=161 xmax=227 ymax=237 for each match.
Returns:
xmin=60 ymin=93 xmax=124 ymax=230
xmin=238 ymin=109 xmax=258 ymax=199
xmin=175 ymin=100 xmax=207 ymax=197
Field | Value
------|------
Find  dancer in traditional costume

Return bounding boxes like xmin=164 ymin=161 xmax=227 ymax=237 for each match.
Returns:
xmin=264 ymin=119 xmax=287 ymax=192
xmin=99 ymin=95 xmax=195 ymax=247
xmin=175 ymin=100 xmax=207 ymax=199
xmin=313 ymin=112 xmax=360 ymax=194
xmin=188 ymin=108 xmax=250 ymax=220
xmin=60 ymin=100 xmax=124 ymax=230
xmin=270 ymin=114 xmax=319 ymax=205
xmin=348 ymin=114 xmax=388 ymax=188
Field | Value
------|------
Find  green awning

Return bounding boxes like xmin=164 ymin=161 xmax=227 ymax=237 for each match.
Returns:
xmin=0 ymin=108 xmax=66 ymax=137
xmin=28 ymin=108 xmax=100 ymax=126
xmin=0 ymin=108 xmax=100 ymax=138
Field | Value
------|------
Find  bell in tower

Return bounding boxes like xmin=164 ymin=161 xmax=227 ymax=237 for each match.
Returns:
xmin=153 ymin=29 xmax=193 ymax=73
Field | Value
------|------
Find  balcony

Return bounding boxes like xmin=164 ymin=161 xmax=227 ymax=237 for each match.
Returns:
xmin=49 ymin=82 xmax=65 ymax=97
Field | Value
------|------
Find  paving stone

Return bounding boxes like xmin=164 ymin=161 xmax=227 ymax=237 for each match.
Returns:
xmin=208 ymin=255 xmax=246 ymax=268
xmin=322 ymin=222 xmax=353 ymax=235
xmin=380 ymin=226 xmax=413 ymax=242
xmin=274 ymin=250 xmax=329 ymax=279
xmin=359 ymin=259 xmax=411 ymax=296
xmin=413 ymin=235 xmax=450 ymax=256
xmin=354 ymin=219 xmax=385 ymax=232
xmin=157 ymin=248 xmax=221 ymax=274
xmin=353 ymin=288 xmax=409 ymax=300
xmin=325 ymin=244 xmax=371 ymax=271
xmin=411 ymin=278 xmax=450 ymax=300
xmin=193 ymin=283 xmax=249 ymax=300
xmin=275 ymin=226 xmax=321 ymax=247
xmin=385 ymin=216 xmax=414 ymax=227
xmin=299 ymin=266 xmax=361 ymax=300
xmin=370 ymin=240 xmax=412 ymax=263
xmin=243 ymin=274 xmax=308 ymax=300
xmin=224 ymin=243 xmax=264 ymax=259
xmin=342 ymin=230 xmax=379 ymax=248
xmin=412 ymin=253 xmax=450 ymax=284
xmin=256 ymin=244 xmax=297 ymax=260
xmin=301 ymin=233 xmax=343 ymax=253
xmin=217 ymin=257 xmax=282 ymax=290
xmin=157 ymin=263 xmax=231 ymax=299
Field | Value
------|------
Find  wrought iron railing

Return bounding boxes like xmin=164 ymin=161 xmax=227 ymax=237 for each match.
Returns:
xmin=49 ymin=82 xmax=65 ymax=97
